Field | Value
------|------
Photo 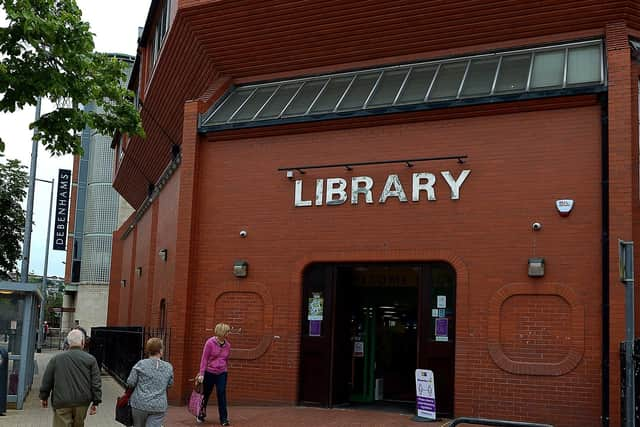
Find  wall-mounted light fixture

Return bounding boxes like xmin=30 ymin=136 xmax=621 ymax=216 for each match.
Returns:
xmin=120 ymin=279 xmax=127 ymax=288
xmin=159 ymin=249 xmax=168 ymax=262
xmin=135 ymin=267 xmax=142 ymax=278
xmin=233 ymin=260 xmax=249 ymax=278
xmin=528 ymin=257 xmax=545 ymax=277
xmin=286 ymin=170 xmax=294 ymax=180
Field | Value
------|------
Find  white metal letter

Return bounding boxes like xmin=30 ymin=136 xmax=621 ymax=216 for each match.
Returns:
xmin=315 ymin=179 xmax=324 ymax=206
xmin=441 ymin=170 xmax=471 ymax=200
xmin=294 ymin=179 xmax=312 ymax=207
xmin=412 ymin=173 xmax=436 ymax=201
xmin=379 ymin=174 xmax=408 ymax=203
xmin=351 ymin=176 xmax=374 ymax=204
xmin=326 ymin=178 xmax=348 ymax=205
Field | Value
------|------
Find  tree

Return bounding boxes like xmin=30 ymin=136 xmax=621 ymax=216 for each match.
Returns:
xmin=0 ymin=154 xmax=28 ymax=279
xmin=0 ymin=0 xmax=144 ymax=155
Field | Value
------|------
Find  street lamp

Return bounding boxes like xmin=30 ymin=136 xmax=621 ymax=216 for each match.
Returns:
xmin=35 ymin=177 xmax=54 ymax=352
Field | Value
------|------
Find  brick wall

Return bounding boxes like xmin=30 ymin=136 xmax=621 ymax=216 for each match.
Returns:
xmin=187 ymin=103 xmax=601 ymax=426
xmin=111 ymin=97 xmax=610 ymax=426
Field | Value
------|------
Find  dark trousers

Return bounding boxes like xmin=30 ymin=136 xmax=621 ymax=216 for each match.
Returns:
xmin=202 ymin=371 xmax=228 ymax=423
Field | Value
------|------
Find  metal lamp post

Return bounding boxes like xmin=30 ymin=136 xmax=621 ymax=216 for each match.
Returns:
xmin=35 ymin=177 xmax=54 ymax=352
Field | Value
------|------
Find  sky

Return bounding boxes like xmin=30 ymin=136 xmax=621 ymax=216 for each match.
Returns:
xmin=0 ymin=0 xmax=152 ymax=278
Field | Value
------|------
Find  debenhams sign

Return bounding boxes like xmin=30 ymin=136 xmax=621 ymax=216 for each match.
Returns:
xmin=293 ymin=170 xmax=470 ymax=207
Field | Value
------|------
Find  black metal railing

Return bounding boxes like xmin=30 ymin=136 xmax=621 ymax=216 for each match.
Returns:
xmin=620 ymin=340 xmax=640 ymax=425
xmin=89 ymin=326 xmax=171 ymax=385
xmin=449 ymin=418 xmax=553 ymax=427
xmin=41 ymin=328 xmax=72 ymax=351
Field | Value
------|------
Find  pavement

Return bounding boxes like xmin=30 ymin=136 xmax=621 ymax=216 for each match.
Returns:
xmin=0 ymin=351 xmax=451 ymax=427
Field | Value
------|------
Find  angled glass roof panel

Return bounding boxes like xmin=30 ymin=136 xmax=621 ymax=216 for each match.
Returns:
xmin=494 ymin=54 xmax=531 ymax=93
xmin=428 ymin=61 xmax=468 ymax=100
xmin=337 ymin=72 xmax=381 ymax=111
xmin=200 ymin=40 xmax=604 ymax=130
xmin=281 ymin=80 xmax=328 ymax=117
xmin=309 ymin=76 xmax=353 ymax=114
xmin=366 ymin=69 xmax=409 ymax=107
xmin=230 ymin=86 xmax=278 ymax=122
xmin=567 ymin=45 xmax=601 ymax=85
xmin=207 ymin=89 xmax=254 ymax=124
xmin=460 ymin=58 xmax=499 ymax=97
xmin=530 ymin=49 xmax=565 ymax=89
xmin=255 ymin=83 xmax=303 ymax=119
xmin=396 ymin=66 xmax=437 ymax=104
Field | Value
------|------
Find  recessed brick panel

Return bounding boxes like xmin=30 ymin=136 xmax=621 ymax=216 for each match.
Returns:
xmin=499 ymin=295 xmax=572 ymax=364
xmin=215 ymin=292 xmax=264 ymax=350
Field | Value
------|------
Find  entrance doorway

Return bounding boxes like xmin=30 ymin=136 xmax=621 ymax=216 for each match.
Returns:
xmin=299 ymin=263 xmax=456 ymax=416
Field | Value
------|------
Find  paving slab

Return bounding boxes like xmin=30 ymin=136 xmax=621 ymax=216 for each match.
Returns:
xmin=0 ymin=351 xmax=450 ymax=427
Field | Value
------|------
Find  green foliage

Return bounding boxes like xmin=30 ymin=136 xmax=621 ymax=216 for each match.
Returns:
xmin=0 ymin=154 xmax=28 ymax=279
xmin=0 ymin=0 xmax=144 ymax=155
xmin=44 ymin=290 xmax=63 ymax=325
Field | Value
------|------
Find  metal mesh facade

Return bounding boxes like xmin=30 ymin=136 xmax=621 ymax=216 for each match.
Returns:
xmin=79 ymin=130 xmax=118 ymax=284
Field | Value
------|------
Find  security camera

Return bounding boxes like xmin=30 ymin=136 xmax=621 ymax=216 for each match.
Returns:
xmin=239 ymin=230 xmax=248 ymax=238
xmin=532 ymin=222 xmax=542 ymax=231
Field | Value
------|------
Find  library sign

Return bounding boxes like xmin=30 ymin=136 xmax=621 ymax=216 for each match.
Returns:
xmin=293 ymin=170 xmax=471 ymax=207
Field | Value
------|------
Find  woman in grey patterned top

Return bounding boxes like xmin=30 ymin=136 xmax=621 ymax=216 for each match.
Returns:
xmin=126 ymin=338 xmax=174 ymax=427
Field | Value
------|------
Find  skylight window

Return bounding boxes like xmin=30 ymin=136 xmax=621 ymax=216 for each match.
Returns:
xmin=201 ymin=40 xmax=605 ymax=129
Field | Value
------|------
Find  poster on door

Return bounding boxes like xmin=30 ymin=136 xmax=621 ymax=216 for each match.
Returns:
xmin=415 ymin=369 xmax=436 ymax=421
xmin=307 ymin=292 xmax=324 ymax=320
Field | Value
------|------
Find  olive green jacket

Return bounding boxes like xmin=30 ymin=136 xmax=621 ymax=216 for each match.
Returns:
xmin=39 ymin=348 xmax=102 ymax=409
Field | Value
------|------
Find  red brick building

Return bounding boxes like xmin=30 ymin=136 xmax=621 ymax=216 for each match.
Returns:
xmin=108 ymin=1 xmax=640 ymax=426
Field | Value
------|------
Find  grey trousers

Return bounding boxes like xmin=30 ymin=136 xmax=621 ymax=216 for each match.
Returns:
xmin=131 ymin=407 xmax=166 ymax=427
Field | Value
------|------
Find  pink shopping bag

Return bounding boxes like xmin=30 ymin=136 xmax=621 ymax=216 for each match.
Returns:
xmin=188 ymin=390 xmax=205 ymax=417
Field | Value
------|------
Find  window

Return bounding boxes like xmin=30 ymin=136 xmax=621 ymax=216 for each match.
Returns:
xmin=147 ymin=0 xmax=172 ymax=78
xmin=160 ymin=299 xmax=167 ymax=330
xmin=201 ymin=40 xmax=604 ymax=128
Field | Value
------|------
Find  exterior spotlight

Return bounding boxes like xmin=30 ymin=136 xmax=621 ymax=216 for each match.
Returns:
xmin=286 ymin=170 xmax=294 ymax=179
xmin=159 ymin=248 xmax=168 ymax=261
xmin=120 ymin=280 xmax=127 ymax=288
xmin=528 ymin=258 xmax=545 ymax=277
xmin=233 ymin=260 xmax=249 ymax=278
xmin=136 ymin=267 xmax=142 ymax=278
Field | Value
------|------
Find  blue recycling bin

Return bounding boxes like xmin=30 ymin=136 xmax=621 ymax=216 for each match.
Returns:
xmin=0 ymin=348 xmax=7 ymax=415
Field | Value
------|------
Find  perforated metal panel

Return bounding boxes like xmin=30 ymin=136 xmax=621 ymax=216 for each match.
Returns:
xmin=71 ymin=58 xmax=134 ymax=285
xmin=87 ymin=133 xmax=114 ymax=184
xmin=79 ymin=235 xmax=113 ymax=284
xmin=79 ymin=124 xmax=118 ymax=283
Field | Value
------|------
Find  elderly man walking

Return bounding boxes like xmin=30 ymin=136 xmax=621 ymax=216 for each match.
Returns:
xmin=39 ymin=329 xmax=102 ymax=426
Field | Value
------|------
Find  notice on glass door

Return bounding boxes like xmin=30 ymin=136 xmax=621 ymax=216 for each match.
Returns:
xmin=435 ymin=317 xmax=448 ymax=342
xmin=309 ymin=320 xmax=321 ymax=337
xmin=308 ymin=292 xmax=324 ymax=321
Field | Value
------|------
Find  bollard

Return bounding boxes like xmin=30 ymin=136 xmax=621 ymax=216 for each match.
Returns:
xmin=0 ymin=348 xmax=7 ymax=415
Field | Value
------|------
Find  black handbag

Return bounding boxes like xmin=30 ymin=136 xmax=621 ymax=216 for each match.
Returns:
xmin=115 ymin=389 xmax=134 ymax=426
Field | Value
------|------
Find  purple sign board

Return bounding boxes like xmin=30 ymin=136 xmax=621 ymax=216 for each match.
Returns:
xmin=435 ymin=318 xmax=448 ymax=336
xmin=415 ymin=369 xmax=436 ymax=420
xmin=309 ymin=320 xmax=321 ymax=337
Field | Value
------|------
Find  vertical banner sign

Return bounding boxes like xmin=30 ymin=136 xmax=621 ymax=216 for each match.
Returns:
xmin=53 ymin=169 xmax=71 ymax=250
xmin=415 ymin=369 xmax=436 ymax=421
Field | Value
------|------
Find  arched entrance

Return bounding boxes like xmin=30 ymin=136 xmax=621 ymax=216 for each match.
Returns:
xmin=299 ymin=262 xmax=456 ymax=416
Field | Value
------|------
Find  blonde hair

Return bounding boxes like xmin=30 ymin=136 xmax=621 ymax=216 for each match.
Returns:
xmin=214 ymin=323 xmax=231 ymax=338
xmin=145 ymin=338 xmax=163 ymax=356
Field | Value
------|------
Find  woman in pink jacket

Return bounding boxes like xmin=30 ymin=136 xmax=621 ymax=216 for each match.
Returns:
xmin=195 ymin=323 xmax=231 ymax=425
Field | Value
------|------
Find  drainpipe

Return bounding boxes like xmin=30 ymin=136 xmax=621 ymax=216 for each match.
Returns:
xmin=599 ymin=92 xmax=610 ymax=427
